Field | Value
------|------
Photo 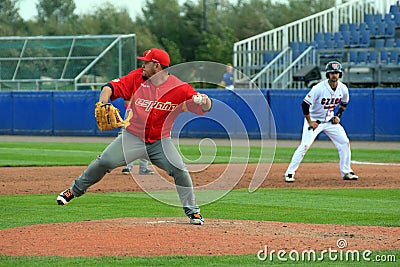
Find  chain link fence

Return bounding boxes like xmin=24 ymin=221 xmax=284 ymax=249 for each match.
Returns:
xmin=0 ymin=34 xmax=136 ymax=91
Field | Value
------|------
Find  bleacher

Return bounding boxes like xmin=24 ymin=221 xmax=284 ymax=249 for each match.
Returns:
xmin=234 ymin=0 xmax=400 ymax=89
xmin=312 ymin=5 xmax=400 ymax=87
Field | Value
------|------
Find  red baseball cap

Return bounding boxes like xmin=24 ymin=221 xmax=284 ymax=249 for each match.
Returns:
xmin=136 ymin=48 xmax=170 ymax=67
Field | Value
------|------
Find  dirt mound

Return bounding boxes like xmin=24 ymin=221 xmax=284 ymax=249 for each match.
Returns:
xmin=1 ymin=218 xmax=399 ymax=257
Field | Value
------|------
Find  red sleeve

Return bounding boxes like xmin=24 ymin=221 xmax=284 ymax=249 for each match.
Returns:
xmin=109 ymin=68 xmax=143 ymax=101
xmin=183 ymin=84 xmax=205 ymax=115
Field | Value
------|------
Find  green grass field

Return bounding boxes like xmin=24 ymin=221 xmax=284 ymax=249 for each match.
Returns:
xmin=0 ymin=141 xmax=399 ymax=266
xmin=1 ymin=141 xmax=400 ymax=166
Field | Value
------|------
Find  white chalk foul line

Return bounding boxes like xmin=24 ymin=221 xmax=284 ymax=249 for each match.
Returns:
xmin=145 ymin=220 xmax=179 ymax=224
xmin=351 ymin=160 xmax=400 ymax=166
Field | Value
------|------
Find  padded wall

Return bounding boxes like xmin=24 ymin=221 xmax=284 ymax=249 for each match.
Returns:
xmin=0 ymin=92 xmax=12 ymax=134
xmin=0 ymin=88 xmax=399 ymax=141
xmin=172 ymin=89 xmax=271 ymax=139
xmin=374 ymin=89 xmax=400 ymax=141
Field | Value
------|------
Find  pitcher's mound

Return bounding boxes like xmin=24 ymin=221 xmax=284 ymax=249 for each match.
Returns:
xmin=1 ymin=218 xmax=399 ymax=257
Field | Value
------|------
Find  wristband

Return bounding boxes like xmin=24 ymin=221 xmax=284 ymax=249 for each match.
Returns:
xmin=336 ymin=107 xmax=345 ymax=118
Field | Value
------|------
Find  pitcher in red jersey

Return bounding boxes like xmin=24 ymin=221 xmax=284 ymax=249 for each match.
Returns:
xmin=57 ymin=48 xmax=212 ymax=225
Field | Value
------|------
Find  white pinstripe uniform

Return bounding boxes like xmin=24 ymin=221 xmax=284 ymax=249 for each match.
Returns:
xmin=285 ymin=79 xmax=354 ymax=179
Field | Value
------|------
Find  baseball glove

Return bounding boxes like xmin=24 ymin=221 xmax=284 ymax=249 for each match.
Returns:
xmin=95 ymin=101 xmax=126 ymax=131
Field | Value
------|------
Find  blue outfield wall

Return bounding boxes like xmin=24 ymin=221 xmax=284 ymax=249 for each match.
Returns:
xmin=0 ymin=92 xmax=12 ymax=134
xmin=0 ymin=88 xmax=399 ymax=141
xmin=374 ymin=89 xmax=400 ymax=141
xmin=1 ymin=90 xmax=126 ymax=137
xmin=173 ymin=89 xmax=271 ymax=139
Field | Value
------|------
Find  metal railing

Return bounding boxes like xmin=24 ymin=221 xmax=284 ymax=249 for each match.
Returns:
xmin=271 ymin=46 xmax=317 ymax=89
xmin=248 ymin=47 xmax=291 ymax=89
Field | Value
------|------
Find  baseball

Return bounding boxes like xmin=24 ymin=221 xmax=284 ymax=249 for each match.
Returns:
xmin=193 ymin=95 xmax=203 ymax=104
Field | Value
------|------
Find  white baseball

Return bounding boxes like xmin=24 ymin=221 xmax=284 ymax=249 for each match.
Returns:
xmin=193 ymin=95 xmax=203 ymax=104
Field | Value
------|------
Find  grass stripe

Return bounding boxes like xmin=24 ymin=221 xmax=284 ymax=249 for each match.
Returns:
xmin=0 ymin=142 xmax=399 ymax=166
xmin=1 ymin=189 xmax=399 ymax=229
xmin=0 ymin=252 xmax=399 ymax=267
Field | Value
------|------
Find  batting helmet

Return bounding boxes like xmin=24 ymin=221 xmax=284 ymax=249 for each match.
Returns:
xmin=325 ymin=61 xmax=343 ymax=78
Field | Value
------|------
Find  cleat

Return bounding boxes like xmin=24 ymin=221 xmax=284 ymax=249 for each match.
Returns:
xmin=285 ymin=173 xmax=295 ymax=182
xmin=57 ymin=188 xmax=74 ymax=205
xmin=343 ymin=172 xmax=358 ymax=180
xmin=139 ymin=169 xmax=155 ymax=175
xmin=122 ymin=167 xmax=131 ymax=175
xmin=188 ymin=213 xmax=204 ymax=225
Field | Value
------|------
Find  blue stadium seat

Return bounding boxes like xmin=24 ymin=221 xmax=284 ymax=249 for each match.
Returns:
xmin=390 ymin=5 xmax=399 ymax=14
xmin=385 ymin=38 xmax=395 ymax=47
xmin=374 ymin=14 xmax=382 ymax=23
xmin=331 ymin=41 xmax=345 ymax=58
xmin=335 ymin=40 xmax=345 ymax=49
xmin=263 ymin=52 xmax=275 ymax=64
xmin=395 ymin=12 xmax=400 ymax=27
xmin=396 ymin=38 xmax=400 ymax=47
xmin=359 ymin=22 xmax=368 ymax=32
xmin=341 ymin=31 xmax=351 ymax=46
xmin=333 ymin=32 xmax=342 ymax=42
xmin=364 ymin=14 xmax=373 ymax=25
xmin=349 ymin=31 xmax=360 ymax=47
xmin=298 ymin=41 xmax=307 ymax=52
xmin=368 ymin=51 xmax=378 ymax=64
xmin=349 ymin=23 xmax=357 ymax=32
xmin=316 ymin=40 xmax=326 ymax=49
xmin=349 ymin=51 xmax=358 ymax=64
xmin=375 ymin=22 xmax=386 ymax=38
xmin=314 ymin=32 xmax=323 ymax=41
xmin=380 ymin=50 xmax=389 ymax=64
xmin=367 ymin=21 xmax=377 ymax=35
xmin=290 ymin=42 xmax=299 ymax=51
xmin=358 ymin=51 xmax=368 ymax=64
xmin=339 ymin=23 xmax=349 ymax=32
xmin=389 ymin=50 xmax=399 ymax=64
xmin=384 ymin=13 xmax=394 ymax=24
xmin=375 ymin=39 xmax=385 ymax=49
xmin=324 ymin=32 xmax=333 ymax=41
xmin=325 ymin=41 xmax=335 ymax=49
xmin=359 ymin=30 xmax=370 ymax=47
xmin=292 ymin=49 xmax=300 ymax=59
xmin=386 ymin=22 xmax=396 ymax=37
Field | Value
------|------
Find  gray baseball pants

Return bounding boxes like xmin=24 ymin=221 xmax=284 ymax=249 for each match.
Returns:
xmin=70 ymin=129 xmax=200 ymax=216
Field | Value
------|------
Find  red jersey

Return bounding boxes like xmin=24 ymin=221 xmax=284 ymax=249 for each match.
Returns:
xmin=109 ymin=68 xmax=204 ymax=143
